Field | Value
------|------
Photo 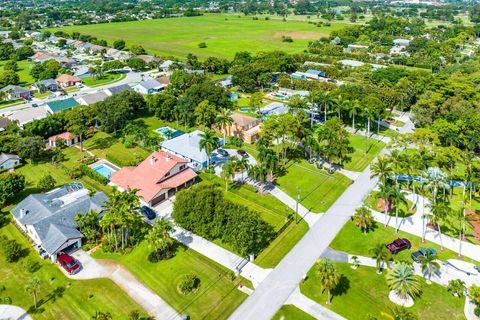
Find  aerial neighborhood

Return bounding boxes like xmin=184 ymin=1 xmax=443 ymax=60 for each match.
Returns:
xmin=1 ymin=1 xmax=480 ymax=320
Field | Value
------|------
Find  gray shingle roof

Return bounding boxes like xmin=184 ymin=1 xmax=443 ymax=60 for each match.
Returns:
xmin=35 ymin=79 xmax=57 ymax=87
xmin=11 ymin=183 xmax=108 ymax=255
xmin=78 ymin=92 xmax=108 ymax=105
xmin=0 ymin=85 xmax=29 ymax=94
xmin=138 ymin=78 xmax=162 ymax=90
xmin=0 ymin=152 xmax=20 ymax=165
xmin=105 ymin=83 xmax=132 ymax=95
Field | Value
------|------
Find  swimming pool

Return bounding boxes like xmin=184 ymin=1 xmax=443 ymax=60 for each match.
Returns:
xmin=229 ymin=92 xmax=239 ymax=101
xmin=274 ymin=93 xmax=286 ymax=99
xmin=154 ymin=127 xmax=184 ymax=139
xmin=239 ymin=107 xmax=250 ymax=112
xmin=93 ymin=164 xmax=116 ymax=179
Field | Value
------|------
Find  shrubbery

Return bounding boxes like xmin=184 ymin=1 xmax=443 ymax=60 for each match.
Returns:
xmin=178 ymin=273 xmax=200 ymax=294
xmin=172 ymin=184 xmax=275 ymax=255
xmin=79 ymin=164 xmax=108 ymax=185
xmin=0 ymin=236 xmax=23 ymax=263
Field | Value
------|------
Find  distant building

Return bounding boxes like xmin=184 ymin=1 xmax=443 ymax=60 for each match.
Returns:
xmin=76 ymin=92 xmax=108 ymax=105
xmin=103 ymin=84 xmax=133 ymax=96
xmin=133 ymin=78 xmax=165 ymax=94
xmin=305 ymin=69 xmax=327 ymax=79
xmin=46 ymin=98 xmax=79 ymax=114
xmin=11 ymin=183 xmax=108 ymax=261
xmin=32 ymin=79 xmax=58 ymax=93
xmin=159 ymin=60 xmax=174 ymax=72
xmin=260 ymin=102 xmax=289 ymax=117
xmin=48 ymin=132 xmax=79 ymax=148
xmin=56 ymin=74 xmax=82 ymax=88
xmin=0 ymin=85 xmax=31 ymax=100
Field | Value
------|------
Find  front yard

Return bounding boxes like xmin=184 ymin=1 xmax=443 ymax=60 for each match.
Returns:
xmin=82 ymin=73 xmax=126 ymax=87
xmin=92 ymin=241 xmax=247 ymax=320
xmin=0 ymin=219 xmax=146 ymax=319
xmin=276 ymin=160 xmax=352 ymax=213
xmin=300 ymin=262 xmax=464 ymax=320
xmin=273 ymin=305 xmax=315 ymax=320
xmin=343 ymin=134 xmax=386 ymax=172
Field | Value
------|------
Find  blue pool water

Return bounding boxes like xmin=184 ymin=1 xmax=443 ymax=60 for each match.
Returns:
xmin=93 ymin=164 xmax=116 ymax=179
xmin=229 ymin=92 xmax=239 ymax=101
xmin=239 ymin=107 xmax=250 ymax=112
xmin=154 ymin=127 xmax=184 ymax=139
xmin=274 ymin=93 xmax=286 ymax=99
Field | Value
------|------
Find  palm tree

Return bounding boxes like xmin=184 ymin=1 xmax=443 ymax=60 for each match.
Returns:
xmin=221 ymin=159 xmax=236 ymax=191
xmin=390 ymin=306 xmax=418 ymax=320
xmin=198 ymin=129 xmax=218 ymax=169
xmin=145 ymin=218 xmax=175 ymax=255
xmin=216 ymin=108 xmax=233 ymax=145
xmin=418 ymin=251 xmax=440 ymax=284
xmin=379 ymin=184 xmax=395 ymax=228
xmin=349 ymin=99 xmax=362 ymax=131
xmin=353 ymin=206 xmax=374 ymax=234
xmin=318 ymin=90 xmax=335 ymax=122
xmin=235 ymin=156 xmax=249 ymax=182
xmin=391 ymin=187 xmax=408 ymax=233
xmin=447 ymin=279 xmax=466 ymax=297
xmin=25 ymin=277 xmax=41 ymax=309
xmin=428 ymin=201 xmax=451 ymax=251
xmin=371 ymin=156 xmax=394 ymax=187
xmin=389 ymin=149 xmax=405 ymax=186
xmin=386 ymin=262 xmax=421 ymax=300
xmin=316 ymin=259 xmax=340 ymax=304
xmin=91 ymin=311 xmax=113 ymax=320
xmin=370 ymin=243 xmax=391 ymax=274
xmin=422 ymin=167 xmax=449 ymax=205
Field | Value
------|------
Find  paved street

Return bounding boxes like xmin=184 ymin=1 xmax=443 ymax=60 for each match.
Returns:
xmin=229 ymin=165 xmax=378 ymax=320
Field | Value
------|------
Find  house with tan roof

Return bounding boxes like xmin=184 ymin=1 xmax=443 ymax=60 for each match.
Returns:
xmin=222 ymin=112 xmax=261 ymax=143
xmin=110 ymin=151 xmax=197 ymax=206
xmin=48 ymin=132 xmax=79 ymax=148
xmin=56 ymin=74 xmax=82 ymax=88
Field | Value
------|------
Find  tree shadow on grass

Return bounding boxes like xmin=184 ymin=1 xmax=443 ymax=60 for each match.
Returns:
xmin=331 ymin=274 xmax=350 ymax=300
xmin=44 ymin=286 xmax=66 ymax=304
xmin=87 ymin=136 xmax=116 ymax=150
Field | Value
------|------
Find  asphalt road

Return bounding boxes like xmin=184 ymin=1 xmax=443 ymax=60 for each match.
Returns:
xmin=229 ymin=165 xmax=378 ymax=320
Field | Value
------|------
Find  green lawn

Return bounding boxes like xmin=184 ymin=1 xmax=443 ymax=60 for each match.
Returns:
xmin=91 ymin=241 xmax=247 ymax=320
xmin=82 ymin=131 xmax=150 ymax=167
xmin=198 ymin=173 xmax=309 ymax=268
xmin=0 ymin=60 xmax=35 ymax=85
xmin=133 ymin=114 xmax=193 ymax=134
xmin=0 ymin=98 xmax=25 ymax=110
xmin=49 ymin=14 xmax=348 ymax=59
xmin=330 ymin=220 xmax=478 ymax=264
xmin=343 ymin=134 xmax=385 ymax=172
xmin=273 ymin=305 xmax=315 ymax=320
xmin=364 ymin=190 xmax=416 ymax=216
xmin=0 ymin=220 xmax=146 ymax=319
xmin=82 ymin=73 xmax=126 ymax=87
xmin=276 ymin=160 xmax=352 ymax=213
xmin=300 ymin=262 xmax=464 ymax=320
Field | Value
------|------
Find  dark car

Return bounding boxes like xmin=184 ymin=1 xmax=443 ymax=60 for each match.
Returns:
xmin=386 ymin=238 xmax=412 ymax=254
xmin=141 ymin=206 xmax=156 ymax=220
xmin=32 ymin=103 xmax=38 ymax=108
xmin=411 ymin=248 xmax=437 ymax=262
xmin=57 ymin=253 xmax=80 ymax=274
xmin=217 ymin=149 xmax=229 ymax=157
xmin=237 ymin=150 xmax=249 ymax=158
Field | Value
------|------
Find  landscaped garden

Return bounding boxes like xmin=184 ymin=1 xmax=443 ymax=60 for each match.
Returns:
xmin=0 ymin=218 xmax=146 ymax=319
xmin=343 ymin=134 xmax=386 ymax=172
xmin=92 ymin=241 xmax=247 ymax=320
xmin=276 ymin=160 xmax=352 ymax=213
xmin=300 ymin=262 xmax=465 ymax=320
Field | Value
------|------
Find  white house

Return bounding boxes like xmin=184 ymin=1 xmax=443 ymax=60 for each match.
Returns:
xmin=0 ymin=153 xmax=20 ymax=170
xmin=133 ymin=78 xmax=165 ymax=94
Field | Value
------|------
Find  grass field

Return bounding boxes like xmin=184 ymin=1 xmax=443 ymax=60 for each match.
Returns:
xmin=49 ymin=14 xmax=348 ymax=58
xmin=343 ymin=134 xmax=386 ymax=172
xmin=0 ymin=220 xmax=146 ymax=319
xmin=300 ymin=262 xmax=464 ymax=320
xmin=330 ymin=220 xmax=478 ymax=264
xmin=82 ymin=73 xmax=126 ymax=87
xmin=273 ymin=305 xmax=315 ymax=320
xmin=92 ymin=241 xmax=247 ymax=320
xmin=0 ymin=60 xmax=35 ymax=85
xmin=276 ymin=160 xmax=352 ymax=213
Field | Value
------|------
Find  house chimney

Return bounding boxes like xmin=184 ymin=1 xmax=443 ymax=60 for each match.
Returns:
xmin=166 ymin=154 xmax=170 ymax=162
xmin=150 ymin=156 xmax=156 ymax=165
xmin=20 ymin=208 xmax=25 ymax=218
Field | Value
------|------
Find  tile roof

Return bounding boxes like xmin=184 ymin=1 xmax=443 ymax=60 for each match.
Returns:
xmin=231 ymin=112 xmax=258 ymax=127
xmin=110 ymin=151 xmax=196 ymax=202
xmin=56 ymin=74 xmax=81 ymax=83
xmin=48 ymin=131 xmax=75 ymax=141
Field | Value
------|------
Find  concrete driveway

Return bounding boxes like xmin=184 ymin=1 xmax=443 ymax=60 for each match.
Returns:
xmin=0 ymin=305 xmax=32 ymax=320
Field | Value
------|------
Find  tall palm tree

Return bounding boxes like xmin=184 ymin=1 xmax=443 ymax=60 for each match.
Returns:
xmin=349 ymin=99 xmax=362 ymax=131
xmin=422 ymin=167 xmax=449 ymax=205
xmin=428 ymin=201 xmax=451 ymax=251
xmin=145 ymin=218 xmax=175 ymax=254
xmin=216 ymin=108 xmax=233 ymax=145
xmin=379 ymin=184 xmax=395 ymax=228
xmin=318 ymin=90 xmax=335 ymax=122
xmin=221 ymin=159 xmax=236 ymax=191
xmin=386 ymin=262 xmax=421 ymax=300
xmin=418 ymin=251 xmax=440 ymax=284
xmin=370 ymin=243 xmax=391 ymax=274
xmin=91 ymin=311 xmax=113 ymax=320
xmin=353 ymin=206 xmax=374 ymax=234
xmin=25 ymin=277 xmax=41 ymax=309
xmin=236 ymin=156 xmax=249 ymax=182
xmin=316 ymin=259 xmax=340 ymax=304
xmin=198 ymin=129 xmax=218 ymax=169
xmin=391 ymin=187 xmax=408 ymax=233
xmin=388 ymin=149 xmax=405 ymax=186
xmin=371 ymin=156 xmax=393 ymax=187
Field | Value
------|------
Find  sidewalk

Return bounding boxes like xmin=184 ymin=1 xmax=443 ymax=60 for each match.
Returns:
xmin=0 ymin=305 xmax=32 ymax=320
xmin=285 ymin=288 xmax=346 ymax=320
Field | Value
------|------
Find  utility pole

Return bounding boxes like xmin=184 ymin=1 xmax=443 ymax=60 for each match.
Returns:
xmin=295 ymin=187 xmax=300 ymax=223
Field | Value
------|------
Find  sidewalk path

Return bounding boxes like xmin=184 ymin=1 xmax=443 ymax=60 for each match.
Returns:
xmin=285 ymin=288 xmax=346 ymax=320
xmin=0 ymin=305 xmax=32 ymax=320
xmin=69 ymin=250 xmax=181 ymax=320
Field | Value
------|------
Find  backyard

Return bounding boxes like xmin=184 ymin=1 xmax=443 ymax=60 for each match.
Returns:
xmin=49 ymin=14 xmax=349 ymax=58
xmin=198 ymin=173 xmax=309 ymax=268
xmin=0 ymin=219 xmax=146 ymax=319
xmin=92 ymin=241 xmax=247 ymax=320
xmin=300 ymin=262 xmax=465 ymax=320
xmin=276 ymin=160 xmax=352 ymax=213
xmin=0 ymin=60 xmax=35 ymax=85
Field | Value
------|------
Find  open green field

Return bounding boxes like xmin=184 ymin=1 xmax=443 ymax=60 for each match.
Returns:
xmin=300 ymin=262 xmax=464 ymax=320
xmin=343 ymin=134 xmax=386 ymax=172
xmin=49 ymin=14 xmax=348 ymax=59
xmin=0 ymin=219 xmax=146 ymax=319
xmin=273 ymin=305 xmax=315 ymax=320
xmin=92 ymin=241 xmax=247 ymax=320
xmin=330 ymin=220 xmax=478 ymax=264
xmin=198 ymin=173 xmax=309 ymax=268
xmin=276 ymin=160 xmax=352 ymax=213
xmin=0 ymin=60 xmax=35 ymax=85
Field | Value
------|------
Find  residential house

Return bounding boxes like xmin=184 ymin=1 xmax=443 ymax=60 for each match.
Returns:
xmin=0 ymin=85 xmax=31 ymax=100
xmin=32 ymin=79 xmax=58 ymax=93
xmin=133 ymin=78 xmax=165 ymax=94
xmin=0 ymin=31 xmax=11 ymax=38
xmin=155 ymin=77 xmax=170 ymax=87
xmin=48 ymin=132 xmax=79 ymax=148
xmin=0 ymin=153 xmax=20 ymax=170
xmin=89 ymin=45 xmax=106 ymax=54
xmin=137 ymin=55 xmax=158 ymax=65
xmin=305 ymin=69 xmax=327 ymax=80
xmin=56 ymin=74 xmax=82 ymax=88
xmin=338 ymin=59 xmax=387 ymax=71
xmin=161 ymin=130 xmax=220 ymax=171
xmin=76 ymin=92 xmax=108 ymax=105
xmin=103 ymin=84 xmax=133 ymax=96
xmin=105 ymin=48 xmax=120 ymax=58
xmin=29 ymin=52 xmax=55 ymax=63
xmin=159 ymin=60 xmax=174 ymax=72
xmin=218 ymin=76 xmax=232 ymax=88
xmin=110 ymin=151 xmax=197 ymax=206
xmin=11 ymin=183 xmax=108 ymax=261
xmin=346 ymin=44 xmax=369 ymax=53
xmin=46 ymin=98 xmax=79 ymax=114
xmin=6 ymin=106 xmax=49 ymax=127
xmin=260 ymin=102 xmax=289 ymax=117
xmin=223 ymin=112 xmax=261 ymax=143
xmin=73 ymin=66 xmax=91 ymax=79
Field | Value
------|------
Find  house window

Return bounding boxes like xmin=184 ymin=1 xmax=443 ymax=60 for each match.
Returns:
xmin=179 ymin=165 xmax=185 ymax=170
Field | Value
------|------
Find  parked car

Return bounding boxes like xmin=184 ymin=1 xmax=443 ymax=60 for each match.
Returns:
xmin=411 ymin=248 xmax=437 ymax=262
xmin=140 ymin=205 xmax=156 ymax=220
xmin=57 ymin=252 xmax=80 ymax=274
xmin=237 ymin=150 xmax=249 ymax=158
xmin=217 ymin=149 xmax=229 ymax=157
xmin=32 ymin=103 xmax=38 ymax=108
xmin=386 ymin=238 xmax=411 ymax=254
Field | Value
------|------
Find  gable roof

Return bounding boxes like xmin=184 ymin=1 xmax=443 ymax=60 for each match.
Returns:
xmin=46 ymin=98 xmax=79 ymax=113
xmin=34 ymin=78 xmax=57 ymax=87
xmin=110 ymin=151 xmax=196 ymax=202
xmin=0 ymin=152 xmax=20 ymax=165
xmin=104 ymin=83 xmax=132 ymax=95
xmin=78 ymin=92 xmax=108 ymax=105
xmin=136 ymin=78 xmax=163 ymax=90
xmin=231 ymin=112 xmax=258 ymax=127
xmin=48 ymin=132 xmax=75 ymax=142
xmin=7 ymin=106 xmax=49 ymax=126
xmin=0 ymin=85 xmax=29 ymax=94
xmin=161 ymin=130 xmax=213 ymax=164
xmin=56 ymin=74 xmax=81 ymax=84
